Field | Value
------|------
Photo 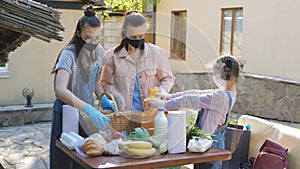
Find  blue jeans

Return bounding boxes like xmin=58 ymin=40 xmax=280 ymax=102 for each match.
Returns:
xmin=194 ymin=129 xmax=224 ymax=169
xmin=49 ymin=99 xmax=84 ymax=169
xmin=209 ymin=130 xmax=225 ymax=169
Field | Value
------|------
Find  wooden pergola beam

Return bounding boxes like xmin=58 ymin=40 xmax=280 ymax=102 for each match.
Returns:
xmin=35 ymin=0 xmax=105 ymax=9
xmin=0 ymin=0 xmax=65 ymax=64
xmin=0 ymin=34 xmax=30 ymax=54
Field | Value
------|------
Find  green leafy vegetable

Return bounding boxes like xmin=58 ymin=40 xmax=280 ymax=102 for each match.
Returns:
xmin=188 ymin=125 xmax=217 ymax=142
xmin=128 ymin=127 xmax=150 ymax=142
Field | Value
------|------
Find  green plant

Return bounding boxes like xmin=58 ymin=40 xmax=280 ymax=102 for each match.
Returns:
xmin=103 ymin=0 xmax=161 ymax=13
xmin=229 ymin=116 xmax=238 ymax=125
xmin=100 ymin=0 xmax=161 ymax=22
xmin=229 ymin=115 xmax=238 ymax=125
xmin=188 ymin=125 xmax=217 ymax=142
xmin=104 ymin=0 xmax=143 ymax=12
xmin=186 ymin=114 xmax=196 ymax=127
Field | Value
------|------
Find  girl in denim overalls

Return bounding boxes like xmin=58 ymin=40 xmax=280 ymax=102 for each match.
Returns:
xmin=49 ymin=6 xmax=111 ymax=169
xmin=150 ymin=55 xmax=240 ymax=169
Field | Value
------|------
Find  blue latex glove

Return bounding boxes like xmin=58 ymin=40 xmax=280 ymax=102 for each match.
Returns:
xmin=101 ymin=96 xmax=115 ymax=111
xmin=83 ymin=104 xmax=110 ymax=130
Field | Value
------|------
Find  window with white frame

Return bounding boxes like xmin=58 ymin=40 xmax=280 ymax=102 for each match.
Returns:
xmin=0 ymin=62 xmax=10 ymax=78
xmin=220 ymin=8 xmax=243 ymax=56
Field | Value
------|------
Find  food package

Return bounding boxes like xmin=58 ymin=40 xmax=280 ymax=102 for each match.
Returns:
xmin=187 ymin=137 xmax=213 ymax=153
xmin=60 ymin=132 xmax=84 ymax=150
xmin=74 ymin=133 xmax=124 ymax=157
xmin=82 ymin=140 xmax=104 ymax=156
xmin=104 ymin=138 xmax=123 ymax=155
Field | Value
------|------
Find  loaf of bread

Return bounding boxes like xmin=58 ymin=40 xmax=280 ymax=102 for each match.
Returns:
xmin=83 ymin=140 xmax=104 ymax=156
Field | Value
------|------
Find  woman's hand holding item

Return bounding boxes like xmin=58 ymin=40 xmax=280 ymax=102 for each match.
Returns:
xmin=101 ymin=96 xmax=115 ymax=111
xmin=83 ymin=104 xmax=110 ymax=130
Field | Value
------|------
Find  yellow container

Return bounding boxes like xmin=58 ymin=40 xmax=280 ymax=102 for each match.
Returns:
xmin=148 ymin=87 xmax=161 ymax=98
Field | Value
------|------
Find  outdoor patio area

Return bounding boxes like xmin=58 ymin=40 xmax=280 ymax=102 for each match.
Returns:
xmin=0 ymin=122 xmax=51 ymax=169
xmin=1 ymin=0 xmax=300 ymax=169
xmin=0 ymin=116 xmax=299 ymax=169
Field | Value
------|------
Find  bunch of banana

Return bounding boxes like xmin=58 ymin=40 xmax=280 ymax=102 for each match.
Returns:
xmin=119 ymin=141 xmax=156 ymax=157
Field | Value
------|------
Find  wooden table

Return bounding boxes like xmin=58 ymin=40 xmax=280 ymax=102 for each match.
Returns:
xmin=56 ymin=140 xmax=231 ymax=169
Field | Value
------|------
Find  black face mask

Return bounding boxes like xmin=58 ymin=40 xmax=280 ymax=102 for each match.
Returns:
xmin=78 ymin=36 xmax=85 ymax=46
xmin=78 ymin=37 xmax=98 ymax=51
xmin=85 ymin=43 xmax=98 ymax=51
xmin=125 ymin=38 xmax=144 ymax=49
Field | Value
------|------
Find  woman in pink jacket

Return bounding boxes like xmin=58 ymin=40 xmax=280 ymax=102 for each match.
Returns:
xmin=100 ymin=11 xmax=174 ymax=111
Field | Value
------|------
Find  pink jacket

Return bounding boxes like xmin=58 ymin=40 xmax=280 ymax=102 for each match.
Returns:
xmin=100 ymin=43 xmax=175 ymax=111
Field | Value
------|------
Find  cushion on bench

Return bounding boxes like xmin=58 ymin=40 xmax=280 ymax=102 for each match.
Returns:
xmin=238 ymin=115 xmax=300 ymax=169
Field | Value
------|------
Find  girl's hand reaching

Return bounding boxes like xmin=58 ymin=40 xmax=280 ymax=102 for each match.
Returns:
xmin=146 ymin=98 xmax=167 ymax=108
xmin=156 ymin=87 xmax=172 ymax=100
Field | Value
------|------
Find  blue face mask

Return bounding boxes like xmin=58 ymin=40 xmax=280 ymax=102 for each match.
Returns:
xmin=125 ymin=38 xmax=144 ymax=49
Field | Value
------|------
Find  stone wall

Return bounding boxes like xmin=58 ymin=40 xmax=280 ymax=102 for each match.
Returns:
xmin=103 ymin=16 xmax=123 ymax=50
xmin=171 ymin=73 xmax=300 ymax=123
xmin=0 ymin=104 xmax=52 ymax=127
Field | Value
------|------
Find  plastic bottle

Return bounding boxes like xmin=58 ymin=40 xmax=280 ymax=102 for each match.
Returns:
xmin=154 ymin=108 xmax=168 ymax=144
xmin=245 ymin=124 xmax=251 ymax=131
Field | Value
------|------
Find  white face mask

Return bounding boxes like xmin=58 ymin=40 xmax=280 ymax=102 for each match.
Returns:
xmin=213 ymin=74 xmax=226 ymax=90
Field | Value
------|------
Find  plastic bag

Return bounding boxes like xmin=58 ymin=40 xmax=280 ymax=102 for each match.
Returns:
xmin=60 ymin=132 xmax=84 ymax=150
xmin=74 ymin=133 xmax=124 ymax=157
xmin=187 ymin=137 xmax=213 ymax=152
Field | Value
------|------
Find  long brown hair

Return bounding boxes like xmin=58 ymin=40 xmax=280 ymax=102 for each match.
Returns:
xmin=51 ymin=6 xmax=101 ymax=74
xmin=114 ymin=11 xmax=147 ymax=54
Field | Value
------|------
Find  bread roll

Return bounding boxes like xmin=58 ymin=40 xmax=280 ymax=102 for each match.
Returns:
xmin=83 ymin=140 xmax=104 ymax=156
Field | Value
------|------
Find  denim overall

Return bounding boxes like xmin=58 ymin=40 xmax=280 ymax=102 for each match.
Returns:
xmin=194 ymin=92 xmax=233 ymax=169
xmin=50 ymin=46 xmax=102 ymax=169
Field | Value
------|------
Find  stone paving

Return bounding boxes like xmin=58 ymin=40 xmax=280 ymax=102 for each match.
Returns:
xmin=0 ymin=122 xmax=51 ymax=169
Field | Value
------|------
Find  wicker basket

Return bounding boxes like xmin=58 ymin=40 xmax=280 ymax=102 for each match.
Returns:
xmin=80 ymin=93 xmax=156 ymax=136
